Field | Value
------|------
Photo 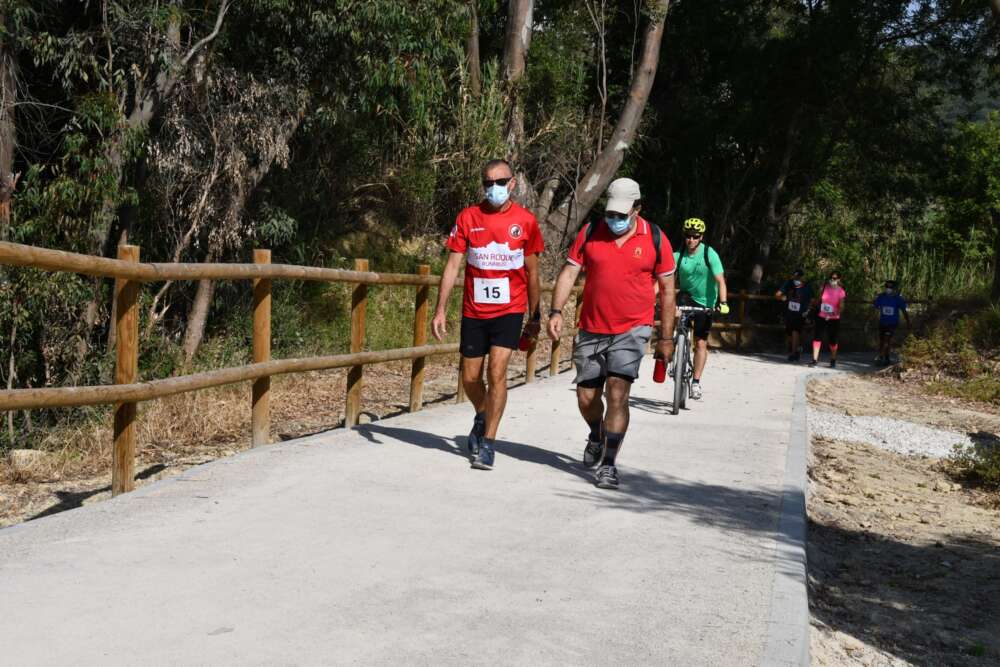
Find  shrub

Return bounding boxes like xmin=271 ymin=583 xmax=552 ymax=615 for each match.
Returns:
xmin=950 ymin=439 xmax=1000 ymax=490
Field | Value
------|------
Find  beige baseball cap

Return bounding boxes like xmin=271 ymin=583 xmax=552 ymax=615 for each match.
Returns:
xmin=605 ymin=177 xmax=641 ymax=213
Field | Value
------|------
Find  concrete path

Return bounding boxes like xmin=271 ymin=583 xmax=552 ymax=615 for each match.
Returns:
xmin=1 ymin=352 xmax=844 ymax=665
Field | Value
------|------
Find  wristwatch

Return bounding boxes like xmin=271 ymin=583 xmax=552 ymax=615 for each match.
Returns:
xmin=548 ymin=308 xmax=562 ymax=317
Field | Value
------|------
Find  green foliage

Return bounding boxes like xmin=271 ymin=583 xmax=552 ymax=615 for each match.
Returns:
xmin=902 ymin=306 xmax=1000 ymax=405
xmin=950 ymin=439 xmax=1000 ymax=491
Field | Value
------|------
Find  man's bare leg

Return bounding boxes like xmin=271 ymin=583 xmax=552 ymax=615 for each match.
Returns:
xmin=461 ymin=355 xmax=487 ymax=412
xmin=599 ymin=376 xmax=633 ymax=475
xmin=483 ymin=346 xmax=513 ymax=439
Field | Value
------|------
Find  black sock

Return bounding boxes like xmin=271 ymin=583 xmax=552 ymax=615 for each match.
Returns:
xmin=587 ymin=418 xmax=602 ymax=441
xmin=692 ymin=379 xmax=700 ymax=385
xmin=602 ymin=431 xmax=624 ymax=466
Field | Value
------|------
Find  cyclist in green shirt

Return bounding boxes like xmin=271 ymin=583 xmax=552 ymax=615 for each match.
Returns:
xmin=672 ymin=218 xmax=729 ymax=400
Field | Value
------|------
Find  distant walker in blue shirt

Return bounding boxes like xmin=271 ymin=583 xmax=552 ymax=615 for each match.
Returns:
xmin=873 ymin=280 xmax=910 ymax=366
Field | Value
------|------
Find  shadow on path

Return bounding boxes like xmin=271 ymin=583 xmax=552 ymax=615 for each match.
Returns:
xmin=27 ymin=464 xmax=167 ymax=522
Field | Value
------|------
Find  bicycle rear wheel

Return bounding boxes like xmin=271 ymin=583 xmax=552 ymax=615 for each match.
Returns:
xmin=672 ymin=331 xmax=687 ymax=415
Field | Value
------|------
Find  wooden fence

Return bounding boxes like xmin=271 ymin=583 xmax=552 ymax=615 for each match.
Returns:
xmin=0 ymin=241 xmax=582 ymax=496
xmin=0 ymin=240 xmax=930 ymax=495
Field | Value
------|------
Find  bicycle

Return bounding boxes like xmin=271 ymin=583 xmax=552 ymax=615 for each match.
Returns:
xmin=668 ymin=305 xmax=716 ymax=415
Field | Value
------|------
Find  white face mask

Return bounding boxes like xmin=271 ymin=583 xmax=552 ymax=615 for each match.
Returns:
xmin=829 ymin=279 xmax=840 ymax=287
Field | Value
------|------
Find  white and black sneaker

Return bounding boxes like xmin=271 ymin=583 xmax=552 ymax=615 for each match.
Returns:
xmin=690 ymin=382 xmax=703 ymax=400
xmin=594 ymin=464 xmax=619 ymax=489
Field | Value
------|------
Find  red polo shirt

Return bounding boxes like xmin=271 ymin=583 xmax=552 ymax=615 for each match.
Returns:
xmin=567 ymin=217 xmax=675 ymax=335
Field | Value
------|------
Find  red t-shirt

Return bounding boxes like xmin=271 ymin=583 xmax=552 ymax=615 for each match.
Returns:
xmin=567 ymin=217 xmax=676 ymax=335
xmin=446 ymin=202 xmax=545 ymax=319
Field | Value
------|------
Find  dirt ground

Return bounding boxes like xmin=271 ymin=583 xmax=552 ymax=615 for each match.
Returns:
xmin=0 ymin=339 xmax=569 ymax=528
xmin=808 ymin=374 xmax=1000 ymax=666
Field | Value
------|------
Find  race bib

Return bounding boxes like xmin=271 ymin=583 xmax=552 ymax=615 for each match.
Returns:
xmin=473 ymin=277 xmax=511 ymax=304
xmin=882 ymin=306 xmax=895 ymax=316
xmin=787 ymin=301 xmax=802 ymax=313
xmin=820 ymin=303 xmax=835 ymax=314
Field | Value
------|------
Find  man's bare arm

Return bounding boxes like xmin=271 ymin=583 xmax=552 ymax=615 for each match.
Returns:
xmin=431 ymin=252 xmax=465 ymax=340
xmin=658 ymin=273 xmax=676 ymax=341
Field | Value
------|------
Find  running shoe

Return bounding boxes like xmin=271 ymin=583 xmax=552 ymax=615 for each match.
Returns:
xmin=594 ymin=464 xmax=619 ymax=489
xmin=690 ymin=382 xmax=703 ymax=400
xmin=471 ymin=441 xmax=494 ymax=470
xmin=582 ymin=432 xmax=605 ymax=469
xmin=467 ymin=416 xmax=485 ymax=458
xmin=808 ymin=360 xmax=817 ymax=368
xmin=829 ymin=359 xmax=837 ymax=369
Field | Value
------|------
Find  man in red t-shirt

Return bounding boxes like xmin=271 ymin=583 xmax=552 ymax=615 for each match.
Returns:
xmin=432 ymin=159 xmax=544 ymax=470
xmin=548 ymin=177 xmax=676 ymax=489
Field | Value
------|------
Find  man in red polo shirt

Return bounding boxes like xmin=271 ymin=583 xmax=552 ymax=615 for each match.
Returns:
xmin=547 ymin=177 xmax=676 ymax=489
xmin=432 ymin=159 xmax=544 ymax=471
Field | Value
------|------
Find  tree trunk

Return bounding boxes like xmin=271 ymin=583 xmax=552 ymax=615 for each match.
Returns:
xmin=0 ymin=8 xmax=16 ymax=251
xmin=182 ymin=263 xmax=217 ymax=367
xmin=749 ymin=111 xmax=801 ymax=292
xmin=541 ymin=0 xmax=670 ymax=243
xmin=501 ymin=0 xmax=535 ymax=205
xmin=76 ymin=1 xmax=231 ymax=368
xmin=466 ymin=0 xmax=481 ymax=96
xmin=181 ymin=105 xmax=305 ymax=364
xmin=992 ymin=208 xmax=1000 ymax=302
xmin=991 ymin=0 xmax=1000 ymax=21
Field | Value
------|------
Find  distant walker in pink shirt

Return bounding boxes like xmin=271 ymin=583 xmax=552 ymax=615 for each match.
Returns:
xmin=810 ymin=271 xmax=846 ymax=368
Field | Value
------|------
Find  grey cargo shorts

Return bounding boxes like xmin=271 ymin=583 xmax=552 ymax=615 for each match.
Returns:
xmin=572 ymin=325 xmax=653 ymax=384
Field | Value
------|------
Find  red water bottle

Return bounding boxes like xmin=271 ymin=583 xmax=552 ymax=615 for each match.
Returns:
xmin=518 ymin=331 xmax=533 ymax=351
xmin=653 ymin=357 xmax=667 ymax=383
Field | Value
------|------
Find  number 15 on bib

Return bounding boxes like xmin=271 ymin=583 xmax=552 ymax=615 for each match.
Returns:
xmin=474 ymin=277 xmax=511 ymax=304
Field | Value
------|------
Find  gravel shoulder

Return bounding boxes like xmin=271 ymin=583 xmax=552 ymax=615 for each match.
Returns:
xmin=807 ymin=374 xmax=1000 ymax=666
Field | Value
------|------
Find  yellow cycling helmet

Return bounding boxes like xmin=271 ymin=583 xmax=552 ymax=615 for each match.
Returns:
xmin=683 ymin=217 xmax=706 ymax=234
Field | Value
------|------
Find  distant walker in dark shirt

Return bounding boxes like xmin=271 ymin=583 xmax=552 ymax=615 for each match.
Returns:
xmin=775 ymin=268 xmax=813 ymax=362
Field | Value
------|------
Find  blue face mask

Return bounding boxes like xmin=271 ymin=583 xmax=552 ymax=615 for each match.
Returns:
xmin=485 ymin=184 xmax=510 ymax=207
xmin=606 ymin=214 xmax=632 ymax=235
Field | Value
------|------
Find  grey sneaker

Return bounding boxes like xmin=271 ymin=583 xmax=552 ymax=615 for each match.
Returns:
xmin=582 ymin=428 xmax=604 ymax=469
xmin=471 ymin=441 xmax=494 ymax=470
xmin=690 ymin=382 xmax=703 ymax=400
xmin=594 ymin=464 xmax=619 ymax=489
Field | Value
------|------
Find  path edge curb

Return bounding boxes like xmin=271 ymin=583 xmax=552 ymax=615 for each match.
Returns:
xmin=760 ymin=371 xmax=814 ymax=666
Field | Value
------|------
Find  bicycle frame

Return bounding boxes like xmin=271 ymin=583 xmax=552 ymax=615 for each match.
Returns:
xmin=670 ymin=305 xmax=714 ymax=415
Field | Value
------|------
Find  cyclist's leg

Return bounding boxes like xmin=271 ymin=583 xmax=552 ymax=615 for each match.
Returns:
xmin=692 ymin=313 xmax=712 ymax=381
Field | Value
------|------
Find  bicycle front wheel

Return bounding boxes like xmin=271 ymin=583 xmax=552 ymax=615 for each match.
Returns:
xmin=672 ymin=331 xmax=687 ymax=415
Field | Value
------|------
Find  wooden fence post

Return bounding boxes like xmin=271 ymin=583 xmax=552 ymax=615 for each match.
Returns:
xmin=345 ymin=258 xmax=368 ymax=427
xmin=409 ymin=265 xmax=430 ymax=412
xmin=737 ymin=289 xmax=748 ymax=350
xmin=112 ymin=244 xmax=139 ymax=496
xmin=252 ymin=249 xmax=271 ymax=446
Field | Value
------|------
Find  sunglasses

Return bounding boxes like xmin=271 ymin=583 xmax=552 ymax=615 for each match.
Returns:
xmin=606 ymin=212 xmax=630 ymax=221
xmin=685 ymin=234 xmax=702 ymax=240
xmin=482 ymin=177 xmax=512 ymax=188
